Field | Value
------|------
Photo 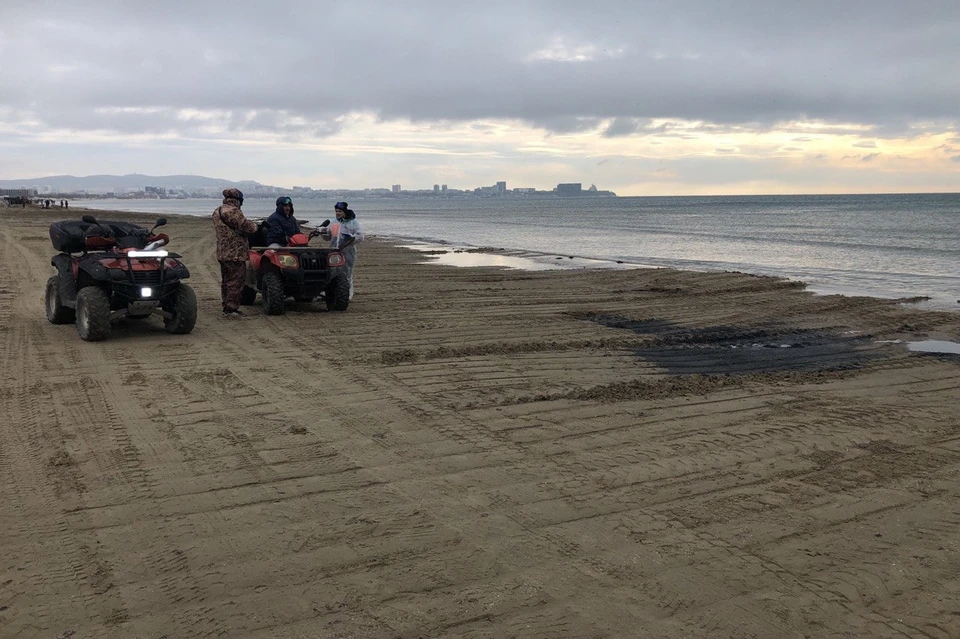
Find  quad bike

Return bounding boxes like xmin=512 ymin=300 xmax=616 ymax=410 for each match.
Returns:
xmin=242 ymin=220 xmax=350 ymax=315
xmin=45 ymin=214 xmax=197 ymax=341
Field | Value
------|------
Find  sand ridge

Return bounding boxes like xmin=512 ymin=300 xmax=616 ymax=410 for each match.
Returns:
xmin=1 ymin=206 xmax=959 ymax=638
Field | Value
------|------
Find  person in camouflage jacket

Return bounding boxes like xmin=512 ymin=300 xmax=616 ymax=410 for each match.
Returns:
xmin=213 ymin=188 xmax=257 ymax=315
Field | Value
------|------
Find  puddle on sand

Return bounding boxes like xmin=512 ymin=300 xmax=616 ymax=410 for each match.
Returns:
xmin=579 ymin=314 xmax=883 ymax=375
xmin=419 ymin=250 xmax=568 ymax=271
xmin=907 ymin=340 xmax=960 ymax=355
xmin=398 ymin=243 xmax=644 ymax=271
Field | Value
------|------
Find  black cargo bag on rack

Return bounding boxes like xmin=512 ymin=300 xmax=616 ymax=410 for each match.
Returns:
xmin=49 ymin=220 xmax=149 ymax=252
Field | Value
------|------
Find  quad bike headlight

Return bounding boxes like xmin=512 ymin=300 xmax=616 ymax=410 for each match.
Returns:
xmin=277 ymin=255 xmax=299 ymax=268
xmin=328 ymin=252 xmax=345 ymax=267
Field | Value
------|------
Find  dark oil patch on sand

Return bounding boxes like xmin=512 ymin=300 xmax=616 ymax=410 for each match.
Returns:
xmin=579 ymin=313 xmax=883 ymax=375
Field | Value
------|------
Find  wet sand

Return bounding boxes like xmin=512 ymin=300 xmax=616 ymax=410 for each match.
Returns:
xmin=1 ymin=205 xmax=959 ymax=638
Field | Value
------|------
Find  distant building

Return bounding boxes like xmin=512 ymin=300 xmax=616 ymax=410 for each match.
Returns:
xmin=0 ymin=188 xmax=38 ymax=198
xmin=144 ymin=186 xmax=166 ymax=196
xmin=496 ymin=181 xmax=507 ymax=195
xmin=441 ymin=184 xmax=448 ymax=194
xmin=391 ymin=184 xmax=401 ymax=193
xmin=556 ymin=183 xmax=582 ymax=196
xmin=433 ymin=184 xmax=440 ymax=194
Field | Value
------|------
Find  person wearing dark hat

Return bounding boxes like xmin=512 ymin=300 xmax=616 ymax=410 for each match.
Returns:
xmin=320 ymin=201 xmax=364 ymax=300
xmin=213 ymin=188 xmax=258 ymax=316
xmin=265 ymin=196 xmax=300 ymax=247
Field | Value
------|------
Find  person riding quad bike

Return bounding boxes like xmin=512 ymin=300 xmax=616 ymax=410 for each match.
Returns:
xmin=264 ymin=196 xmax=300 ymax=247
xmin=241 ymin=220 xmax=350 ymax=315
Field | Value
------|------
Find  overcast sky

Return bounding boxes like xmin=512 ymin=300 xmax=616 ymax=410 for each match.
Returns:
xmin=1 ymin=0 xmax=958 ymax=195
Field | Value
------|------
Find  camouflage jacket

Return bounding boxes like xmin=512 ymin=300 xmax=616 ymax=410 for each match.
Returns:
xmin=213 ymin=189 xmax=257 ymax=261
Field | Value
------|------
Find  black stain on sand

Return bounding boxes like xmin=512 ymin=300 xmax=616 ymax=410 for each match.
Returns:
xmin=581 ymin=314 xmax=882 ymax=375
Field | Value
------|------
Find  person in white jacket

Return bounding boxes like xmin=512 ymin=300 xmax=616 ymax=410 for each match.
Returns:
xmin=321 ymin=201 xmax=364 ymax=300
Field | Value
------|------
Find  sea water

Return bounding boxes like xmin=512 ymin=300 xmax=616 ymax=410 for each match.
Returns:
xmin=74 ymin=193 xmax=960 ymax=311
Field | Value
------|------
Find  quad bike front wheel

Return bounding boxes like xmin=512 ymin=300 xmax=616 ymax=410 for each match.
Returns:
xmin=163 ymin=284 xmax=198 ymax=334
xmin=325 ymin=275 xmax=350 ymax=312
xmin=261 ymin=272 xmax=285 ymax=315
xmin=76 ymin=286 xmax=112 ymax=341
xmin=45 ymin=276 xmax=75 ymax=324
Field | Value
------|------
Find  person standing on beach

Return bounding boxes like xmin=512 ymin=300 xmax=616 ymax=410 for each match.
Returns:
xmin=213 ymin=188 xmax=257 ymax=316
xmin=320 ymin=201 xmax=364 ymax=300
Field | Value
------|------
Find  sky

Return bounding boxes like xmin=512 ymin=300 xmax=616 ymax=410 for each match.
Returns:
xmin=1 ymin=0 xmax=958 ymax=196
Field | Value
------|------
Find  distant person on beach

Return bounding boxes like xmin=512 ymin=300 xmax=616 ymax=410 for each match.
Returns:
xmin=320 ymin=201 xmax=364 ymax=300
xmin=264 ymin=196 xmax=300 ymax=247
xmin=213 ymin=188 xmax=257 ymax=316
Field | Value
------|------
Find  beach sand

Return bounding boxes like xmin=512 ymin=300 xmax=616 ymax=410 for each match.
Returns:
xmin=2 ymin=205 xmax=959 ymax=638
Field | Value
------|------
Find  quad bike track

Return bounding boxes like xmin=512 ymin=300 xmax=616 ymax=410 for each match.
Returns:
xmin=1 ymin=208 xmax=959 ymax=638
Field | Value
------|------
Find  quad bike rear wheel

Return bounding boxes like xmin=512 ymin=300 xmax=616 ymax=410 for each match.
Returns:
xmin=163 ymin=284 xmax=198 ymax=334
xmin=261 ymin=272 xmax=285 ymax=315
xmin=45 ymin=276 xmax=75 ymax=324
xmin=76 ymin=286 xmax=111 ymax=341
xmin=325 ymin=275 xmax=350 ymax=312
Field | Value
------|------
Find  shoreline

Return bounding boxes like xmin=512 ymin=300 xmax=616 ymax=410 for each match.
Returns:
xmin=64 ymin=201 xmax=960 ymax=313
xmin=392 ymin=235 xmax=959 ymax=313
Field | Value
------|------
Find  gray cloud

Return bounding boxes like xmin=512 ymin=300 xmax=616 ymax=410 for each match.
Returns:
xmin=603 ymin=118 xmax=647 ymax=138
xmin=602 ymin=118 xmax=681 ymax=138
xmin=530 ymin=117 xmax=604 ymax=135
xmin=2 ymin=1 xmax=959 ymax=137
xmin=853 ymin=141 xmax=877 ymax=148
xmin=861 ymin=153 xmax=881 ymax=162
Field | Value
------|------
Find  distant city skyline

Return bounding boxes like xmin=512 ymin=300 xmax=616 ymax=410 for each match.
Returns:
xmin=1 ymin=3 xmax=958 ymax=196
xmin=0 ymin=173 xmax=616 ymax=199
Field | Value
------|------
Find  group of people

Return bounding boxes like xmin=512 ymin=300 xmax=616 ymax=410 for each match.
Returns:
xmin=213 ymin=188 xmax=364 ymax=316
xmin=7 ymin=197 xmax=67 ymax=208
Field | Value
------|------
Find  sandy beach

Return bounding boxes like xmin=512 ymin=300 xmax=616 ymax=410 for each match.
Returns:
xmin=1 ymin=204 xmax=959 ymax=638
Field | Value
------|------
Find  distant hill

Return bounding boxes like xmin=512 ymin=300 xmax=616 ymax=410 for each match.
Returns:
xmin=0 ymin=173 xmax=271 ymax=192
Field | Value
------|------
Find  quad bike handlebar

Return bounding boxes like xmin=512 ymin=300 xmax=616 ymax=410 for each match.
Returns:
xmin=143 ymin=233 xmax=169 ymax=251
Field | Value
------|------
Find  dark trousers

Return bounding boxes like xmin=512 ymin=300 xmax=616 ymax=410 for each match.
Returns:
xmin=219 ymin=260 xmax=246 ymax=311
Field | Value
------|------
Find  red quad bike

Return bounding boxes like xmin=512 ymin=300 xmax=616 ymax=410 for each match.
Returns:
xmin=45 ymin=214 xmax=197 ymax=341
xmin=242 ymin=220 xmax=350 ymax=315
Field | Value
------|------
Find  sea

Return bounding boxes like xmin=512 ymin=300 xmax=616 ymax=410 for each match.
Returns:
xmin=74 ymin=194 xmax=960 ymax=312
